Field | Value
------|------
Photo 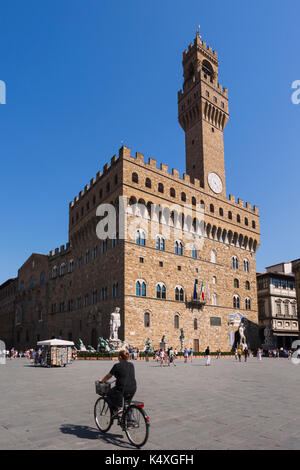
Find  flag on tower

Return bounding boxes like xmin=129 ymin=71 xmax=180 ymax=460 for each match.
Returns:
xmin=193 ymin=279 xmax=198 ymax=300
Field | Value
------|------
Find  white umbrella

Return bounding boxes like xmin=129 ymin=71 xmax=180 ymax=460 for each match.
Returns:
xmin=37 ymin=338 xmax=74 ymax=347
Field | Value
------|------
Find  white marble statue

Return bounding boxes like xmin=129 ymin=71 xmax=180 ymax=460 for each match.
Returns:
xmin=239 ymin=321 xmax=247 ymax=350
xmin=109 ymin=307 xmax=121 ymax=341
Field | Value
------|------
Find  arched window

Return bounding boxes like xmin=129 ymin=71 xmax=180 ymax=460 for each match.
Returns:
xmin=200 ymin=200 xmax=205 ymax=209
xmin=233 ymin=295 xmax=240 ymax=309
xmin=145 ymin=178 xmax=151 ymax=188
xmin=175 ymin=241 xmax=183 ymax=256
xmin=174 ymin=314 xmax=179 ymax=329
xmin=228 ymin=211 xmax=232 ymax=220
xmin=194 ymin=318 xmax=198 ymax=330
xmin=245 ymin=298 xmax=251 ymax=310
xmin=234 ymin=278 xmax=239 ymax=288
xmin=210 ymin=204 xmax=214 ymax=213
xmin=40 ymin=272 xmax=45 ymax=286
xmin=132 ymin=172 xmax=138 ymax=183
xmin=202 ymin=59 xmax=214 ymax=81
xmin=68 ymin=260 xmax=74 ymax=273
xmin=29 ymin=276 xmax=35 ymax=289
xmin=136 ymin=229 xmax=146 ymax=246
xmin=192 ymin=196 xmax=196 ymax=206
xmin=158 ymin=183 xmax=164 ymax=193
xmin=210 ymin=250 xmax=216 ymax=264
xmin=245 ymin=217 xmax=249 ymax=226
xmin=144 ymin=312 xmax=150 ymax=328
xmin=212 ymin=276 xmax=217 ymax=285
xmin=237 ymin=214 xmax=241 ymax=223
xmin=60 ymin=263 xmax=66 ymax=276
xmin=156 ymin=235 xmax=165 ymax=251
xmin=232 ymin=256 xmax=239 ymax=269
xmin=156 ymin=283 xmax=166 ymax=299
xmin=52 ymin=266 xmax=57 ymax=279
xmin=252 ymin=221 xmax=256 ymax=229
xmin=192 ymin=246 xmax=197 ymax=259
xmin=243 ymin=259 xmax=250 ymax=272
xmin=175 ymin=286 xmax=184 ymax=302
xmin=245 ymin=281 xmax=250 ymax=290
xmin=181 ymin=192 xmax=186 ymax=202
xmin=219 ymin=208 xmax=224 ymax=216
xmin=170 ymin=188 xmax=176 ymax=197
xmin=136 ymin=280 xmax=146 ymax=297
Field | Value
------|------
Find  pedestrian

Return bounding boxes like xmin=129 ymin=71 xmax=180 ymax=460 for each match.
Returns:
xmin=257 ymin=348 xmax=262 ymax=361
xmin=160 ymin=349 xmax=165 ymax=367
xmin=183 ymin=348 xmax=189 ymax=363
xmin=237 ymin=347 xmax=242 ymax=362
xmin=205 ymin=346 xmax=211 ymax=366
xmin=244 ymin=347 xmax=249 ymax=362
xmin=217 ymin=349 xmax=221 ymax=359
xmin=169 ymin=347 xmax=176 ymax=367
xmin=234 ymin=348 xmax=238 ymax=361
xmin=145 ymin=347 xmax=149 ymax=362
xmin=189 ymin=348 xmax=194 ymax=362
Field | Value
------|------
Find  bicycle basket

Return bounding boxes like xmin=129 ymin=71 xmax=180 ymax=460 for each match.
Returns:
xmin=95 ymin=381 xmax=111 ymax=395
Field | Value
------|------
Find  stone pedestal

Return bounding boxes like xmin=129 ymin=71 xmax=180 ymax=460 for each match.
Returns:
xmin=109 ymin=339 xmax=122 ymax=351
xmin=160 ymin=341 xmax=167 ymax=350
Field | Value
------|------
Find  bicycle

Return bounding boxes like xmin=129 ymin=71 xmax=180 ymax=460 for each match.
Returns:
xmin=94 ymin=381 xmax=150 ymax=448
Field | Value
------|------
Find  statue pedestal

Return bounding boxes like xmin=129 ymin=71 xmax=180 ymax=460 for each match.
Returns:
xmin=160 ymin=341 xmax=167 ymax=350
xmin=109 ymin=339 xmax=122 ymax=351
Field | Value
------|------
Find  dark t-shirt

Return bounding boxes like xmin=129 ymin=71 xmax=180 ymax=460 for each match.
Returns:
xmin=110 ymin=361 xmax=137 ymax=394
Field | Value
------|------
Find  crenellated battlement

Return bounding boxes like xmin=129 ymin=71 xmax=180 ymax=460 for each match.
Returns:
xmin=183 ymin=34 xmax=218 ymax=63
xmin=69 ymin=152 xmax=121 ymax=209
xmin=48 ymin=242 xmax=71 ymax=258
xmin=121 ymin=146 xmax=259 ymax=214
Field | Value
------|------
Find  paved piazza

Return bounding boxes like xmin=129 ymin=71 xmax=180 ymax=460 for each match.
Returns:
xmin=1 ymin=357 xmax=300 ymax=450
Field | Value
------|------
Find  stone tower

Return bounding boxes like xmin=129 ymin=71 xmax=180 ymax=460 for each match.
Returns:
xmin=178 ymin=30 xmax=229 ymax=197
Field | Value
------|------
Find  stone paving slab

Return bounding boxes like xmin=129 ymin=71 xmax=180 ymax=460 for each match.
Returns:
xmin=0 ymin=357 xmax=300 ymax=450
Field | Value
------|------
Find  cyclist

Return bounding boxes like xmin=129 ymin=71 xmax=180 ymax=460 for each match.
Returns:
xmin=99 ymin=349 xmax=137 ymax=417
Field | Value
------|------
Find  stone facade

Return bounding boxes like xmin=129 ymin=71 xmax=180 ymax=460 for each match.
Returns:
xmin=257 ymin=262 xmax=298 ymax=349
xmin=0 ymin=31 xmax=260 ymax=352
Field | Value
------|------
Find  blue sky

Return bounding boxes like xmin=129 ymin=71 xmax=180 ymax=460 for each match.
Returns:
xmin=0 ymin=0 xmax=299 ymax=283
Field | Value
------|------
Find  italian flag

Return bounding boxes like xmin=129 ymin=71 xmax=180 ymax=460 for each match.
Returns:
xmin=201 ymin=281 xmax=205 ymax=300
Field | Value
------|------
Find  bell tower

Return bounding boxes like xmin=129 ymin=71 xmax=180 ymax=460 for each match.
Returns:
xmin=178 ymin=31 xmax=229 ymax=197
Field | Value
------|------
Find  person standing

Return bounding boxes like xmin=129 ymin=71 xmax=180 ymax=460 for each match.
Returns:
xmin=169 ymin=347 xmax=176 ymax=367
xmin=217 ymin=349 xmax=221 ymax=359
xmin=205 ymin=346 xmax=211 ymax=366
xmin=237 ymin=347 xmax=242 ymax=362
xmin=160 ymin=349 xmax=165 ymax=367
xmin=183 ymin=348 xmax=189 ymax=363
xmin=189 ymin=348 xmax=194 ymax=363
xmin=257 ymin=347 xmax=262 ymax=362
xmin=244 ymin=347 xmax=249 ymax=362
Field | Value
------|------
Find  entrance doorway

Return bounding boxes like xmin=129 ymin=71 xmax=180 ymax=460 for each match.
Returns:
xmin=193 ymin=339 xmax=199 ymax=352
xmin=91 ymin=329 xmax=98 ymax=350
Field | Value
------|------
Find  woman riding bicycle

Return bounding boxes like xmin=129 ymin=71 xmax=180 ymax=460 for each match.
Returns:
xmin=99 ymin=349 xmax=136 ymax=417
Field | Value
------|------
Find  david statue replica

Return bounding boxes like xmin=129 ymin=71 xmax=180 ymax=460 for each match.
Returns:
xmin=109 ymin=307 xmax=121 ymax=349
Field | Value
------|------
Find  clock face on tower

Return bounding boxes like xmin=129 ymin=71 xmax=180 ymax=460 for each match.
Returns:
xmin=208 ymin=172 xmax=223 ymax=194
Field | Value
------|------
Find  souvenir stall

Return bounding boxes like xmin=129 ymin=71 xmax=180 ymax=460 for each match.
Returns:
xmin=37 ymin=339 xmax=74 ymax=367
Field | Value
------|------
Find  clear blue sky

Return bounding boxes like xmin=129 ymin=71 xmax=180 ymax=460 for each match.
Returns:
xmin=1 ymin=0 xmax=299 ymax=284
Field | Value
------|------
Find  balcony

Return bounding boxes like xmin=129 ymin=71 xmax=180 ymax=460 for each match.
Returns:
xmin=185 ymin=295 xmax=206 ymax=310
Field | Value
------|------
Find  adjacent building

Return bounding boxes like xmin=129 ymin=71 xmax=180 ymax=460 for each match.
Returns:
xmin=0 ymin=31 xmax=261 ymax=352
xmin=257 ymin=262 xmax=298 ymax=349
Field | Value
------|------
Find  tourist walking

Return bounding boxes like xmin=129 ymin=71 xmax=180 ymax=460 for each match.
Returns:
xmin=217 ymin=349 xmax=221 ymax=359
xmin=205 ymin=346 xmax=211 ymax=366
xmin=237 ymin=348 xmax=242 ymax=362
xmin=234 ymin=348 xmax=238 ymax=361
xmin=169 ymin=347 xmax=176 ymax=367
xmin=183 ymin=348 xmax=189 ymax=363
xmin=257 ymin=348 xmax=262 ymax=361
xmin=189 ymin=348 xmax=194 ymax=362
xmin=160 ymin=349 xmax=165 ymax=367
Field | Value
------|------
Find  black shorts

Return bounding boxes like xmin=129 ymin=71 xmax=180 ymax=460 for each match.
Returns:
xmin=106 ymin=387 xmax=136 ymax=411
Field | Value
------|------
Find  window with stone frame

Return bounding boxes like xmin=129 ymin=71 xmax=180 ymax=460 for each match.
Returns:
xmin=144 ymin=312 xmax=150 ymax=328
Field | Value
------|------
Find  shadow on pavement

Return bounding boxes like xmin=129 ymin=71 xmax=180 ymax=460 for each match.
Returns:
xmin=60 ymin=424 xmax=132 ymax=448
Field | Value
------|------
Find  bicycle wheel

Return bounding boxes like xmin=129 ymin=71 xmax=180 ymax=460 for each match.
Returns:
xmin=124 ymin=405 xmax=149 ymax=448
xmin=94 ymin=397 xmax=112 ymax=433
